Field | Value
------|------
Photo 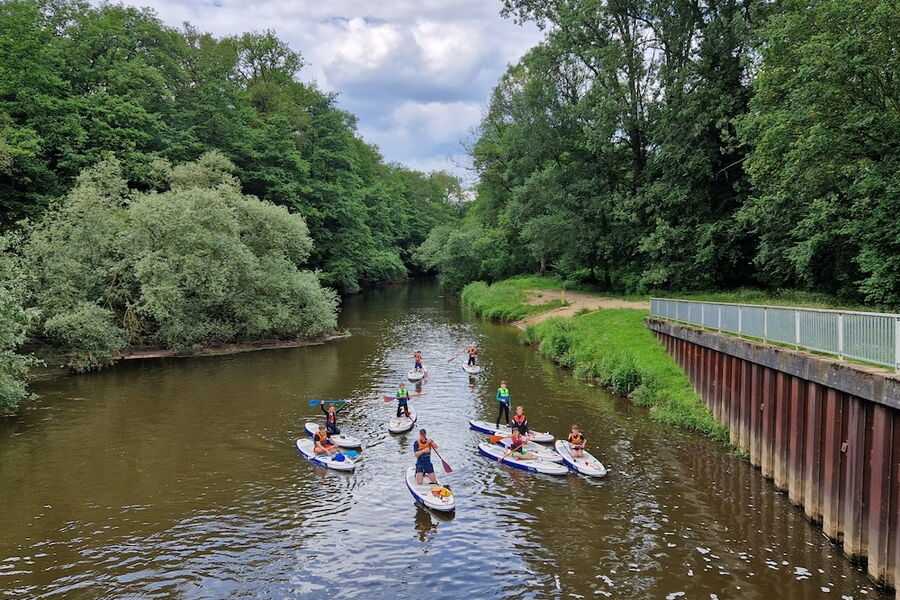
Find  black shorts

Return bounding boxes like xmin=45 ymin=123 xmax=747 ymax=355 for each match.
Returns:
xmin=415 ymin=461 xmax=434 ymax=474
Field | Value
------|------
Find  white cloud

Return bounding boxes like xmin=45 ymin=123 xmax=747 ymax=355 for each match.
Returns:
xmin=96 ymin=0 xmax=543 ymax=178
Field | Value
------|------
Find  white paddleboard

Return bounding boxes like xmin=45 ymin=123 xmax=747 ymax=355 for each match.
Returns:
xmin=555 ymin=441 xmax=607 ymax=478
xmin=468 ymin=419 xmax=554 ymax=443
xmin=407 ymin=367 xmax=427 ymax=381
xmin=477 ymin=442 xmax=568 ymax=475
xmin=462 ymin=364 xmax=482 ymax=374
xmin=304 ymin=422 xmax=362 ymax=449
xmin=496 ymin=437 xmax=562 ymax=462
xmin=405 ymin=466 xmax=455 ymax=512
xmin=295 ymin=439 xmax=356 ymax=472
xmin=389 ymin=409 xmax=417 ymax=434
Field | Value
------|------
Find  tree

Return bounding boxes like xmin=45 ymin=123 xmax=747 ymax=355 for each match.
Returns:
xmin=739 ymin=0 xmax=900 ymax=304
xmin=22 ymin=152 xmax=339 ymax=370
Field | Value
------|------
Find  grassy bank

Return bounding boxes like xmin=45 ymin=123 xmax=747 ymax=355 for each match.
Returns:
xmin=462 ymin=278 xmax=728 ymax=442
xmin=461 ymin=277 xmax=567 ymax=321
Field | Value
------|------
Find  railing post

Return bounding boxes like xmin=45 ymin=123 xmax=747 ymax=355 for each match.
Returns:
xmin=795 ymin=309 xmax=801 ymax=349
xmin=837 ymin=312 xmax=844 ymax=361
xmin=738 ymin=305 xmax=743 ymax=338
xmin=701 ymin=303 xmax=705 ymax=328
xmin=895 ymin=317 xmax=899 ymax=372
xmin=717 ymin=305 xmax=722 ymax=332
xmin=764 ymin=307 xmax=768 ymax=341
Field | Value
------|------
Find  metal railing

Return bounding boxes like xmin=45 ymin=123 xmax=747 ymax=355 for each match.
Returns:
xmin=650 ymin=298 xmax=900 ymax=371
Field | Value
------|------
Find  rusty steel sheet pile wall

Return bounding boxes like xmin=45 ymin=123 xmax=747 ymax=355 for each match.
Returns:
xmin=647 ymin=318 xmax=900 ymax=591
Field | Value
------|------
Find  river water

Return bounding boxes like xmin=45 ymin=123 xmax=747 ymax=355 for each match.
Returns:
xmin=0 ymin=281 xmax=887 ymax=599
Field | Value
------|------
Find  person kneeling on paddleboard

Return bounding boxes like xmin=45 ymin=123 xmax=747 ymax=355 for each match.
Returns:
xmin=495 ymin=380 xmax=511 ymax=428
xmin=568 ymin=425 xmax=587 ymax=458
xmin=511 ymin=405 xmax=528 ymax=435
xmin=396 ymin=383 xmax=411 ymax=419
xmin=414 ymin=429 xmax=439 ymax=485
xmin=467 ymin=344 xmax=478 ymax=366
xmin=321 ymin=401 xmax=345 ymax=435
xmin=313 ymin=425 xmax=340 ymax=456
xmin=413 ymin=350 xmax=424 ymax=373
xmin=508 ymin=429 xmax=537 ymax=461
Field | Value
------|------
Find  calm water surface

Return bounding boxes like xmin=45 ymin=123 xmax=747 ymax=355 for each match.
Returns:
xmin=0 ymin=281 xmax=888 ymax=599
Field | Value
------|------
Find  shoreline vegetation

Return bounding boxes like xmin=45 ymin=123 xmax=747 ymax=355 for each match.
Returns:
xmin=0 ymin=0 xmax=465 ymax=413
xmin=463 ymin=277 xmax=730 ymax=442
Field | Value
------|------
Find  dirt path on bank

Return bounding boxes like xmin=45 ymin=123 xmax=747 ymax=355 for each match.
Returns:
xmin=511 ymin=290 xmax=649 ymax=329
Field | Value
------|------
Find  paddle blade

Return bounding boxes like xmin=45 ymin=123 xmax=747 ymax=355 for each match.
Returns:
xmin=489 ymin=434 xmax=509 ymax=443
xmin=308 ymin=399 xmax=321 ymax=406
xmin=344 ymin=450 xmax=358 ymax=458
xmin=440 ymin=457 xmax=452 ymax=473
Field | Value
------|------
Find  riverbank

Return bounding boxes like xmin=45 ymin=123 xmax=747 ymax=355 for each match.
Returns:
xmin=462 ymin=277 xmax=728 ymax=442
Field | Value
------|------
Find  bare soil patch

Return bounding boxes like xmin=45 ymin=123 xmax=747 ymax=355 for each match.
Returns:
xmin=512 ymin=290 xmax=649 ymax=329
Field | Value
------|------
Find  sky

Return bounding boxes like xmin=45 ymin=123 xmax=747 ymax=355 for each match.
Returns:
xmin=114 ymin=0 xmax=543 ymax=181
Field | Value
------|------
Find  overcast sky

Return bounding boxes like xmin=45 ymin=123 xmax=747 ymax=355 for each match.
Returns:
xmin=114 ymin=0 xmax=542 ymax=181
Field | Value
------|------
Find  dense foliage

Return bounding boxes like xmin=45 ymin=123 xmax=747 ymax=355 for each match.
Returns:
xmin=16 ymin=152 xmax=339 ymax=372
xmin=422 ymin=0 xmax=900 ymax=308
xmin=0 ymin=0 xmax=463 ymax=405
xmin=0 ymin=0 xmax=460 ymax=293
xmin=0 ymin=236 xmax=34 ymax=411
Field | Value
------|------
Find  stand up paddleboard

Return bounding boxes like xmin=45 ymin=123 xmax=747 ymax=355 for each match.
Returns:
xmin=405 ymin=466 xmax=455 ymax=512
xmin=303 ymin=423 xmax=362 ymax=449
xmin=555 ymin=440 xmax=608 ymax=478
xmin=461 ymin=364 xmax=482 ymax=374
xmin=295 ymin=439 xmax=356 ymax=472
xmin=468 ymin=419 xmax=554 ymax=443
xmin=477 ymin=442 xmax=568 ymax=475
xmin=407 ymin=367 xmax=428 ymax=381
xmin=496 ymin=437 xmax=562 ymax=462
xmin=389 ymin=409 xmax=417 ymax=434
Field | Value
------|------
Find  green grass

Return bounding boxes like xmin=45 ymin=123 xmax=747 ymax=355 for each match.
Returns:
xmin=462 ymin=276 xmax=729 ymax=442
xmin=524 ymin=311 xmax=728 ymax=442
xmin=461 ymin=279 xmax=568 ymax=321
xmin=468 ymin=274 xmax=888 ymax=312
xmin=654 ymin=288 xmax=883 ymax=312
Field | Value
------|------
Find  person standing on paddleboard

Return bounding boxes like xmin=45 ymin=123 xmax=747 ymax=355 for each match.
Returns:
xmin=413 ymin=428 xmax=439 ymax=485
xmin=396 ymin=383 xmax=411 ymax=419
xmin=466 ymin=344 xmax=478 ymax=367
xmin=321 ymin=401 xmax=345 ymax=435
xmin=413 ymin=350 xmax=424 ymax=373
xmin=496 ymin=380 xmax=511 ymax=428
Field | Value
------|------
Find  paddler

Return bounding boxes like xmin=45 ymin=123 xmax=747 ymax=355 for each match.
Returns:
xmin=321 ymin=401 xmax=346 ymax=435
xmin=466 ymin=344 xmax=478 ymax=366
xmin=413 ymin=428 xmax=439 ymax=485
xmin=507 ymin=429 xmax=537 ymax=460
xmin=510 ymin=405 xmax=528 ymax=435
xmin=313 ymin=424 xmax=340 ymax=455
xmin=495 ymin=379 xmax=511 ymax=428
xmin=395 ymin=383 xmax=411 ymax=419
xmin=413 ymin=350 xmax=424 ymax=373
xmin=568 ymin=424 xmax=587 ymax=458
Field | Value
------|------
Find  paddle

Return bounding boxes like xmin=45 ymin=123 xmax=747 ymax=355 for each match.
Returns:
xmin=446 ymin=345 xmax=470 ymax=364
xmin=308 ymin=399 xmax=348 ymax=406
xmin=431 ymin=447 xmax=453 ymax=473
xmin=383 ymin=392 xmax=427 ymax=403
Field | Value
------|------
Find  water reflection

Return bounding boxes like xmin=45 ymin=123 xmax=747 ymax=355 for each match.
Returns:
xmin=0 ymin=280 xmax=889 ymax=600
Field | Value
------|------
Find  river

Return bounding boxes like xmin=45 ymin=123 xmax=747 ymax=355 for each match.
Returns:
xmin=0 ymin=281 xmax=887 ymax=599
